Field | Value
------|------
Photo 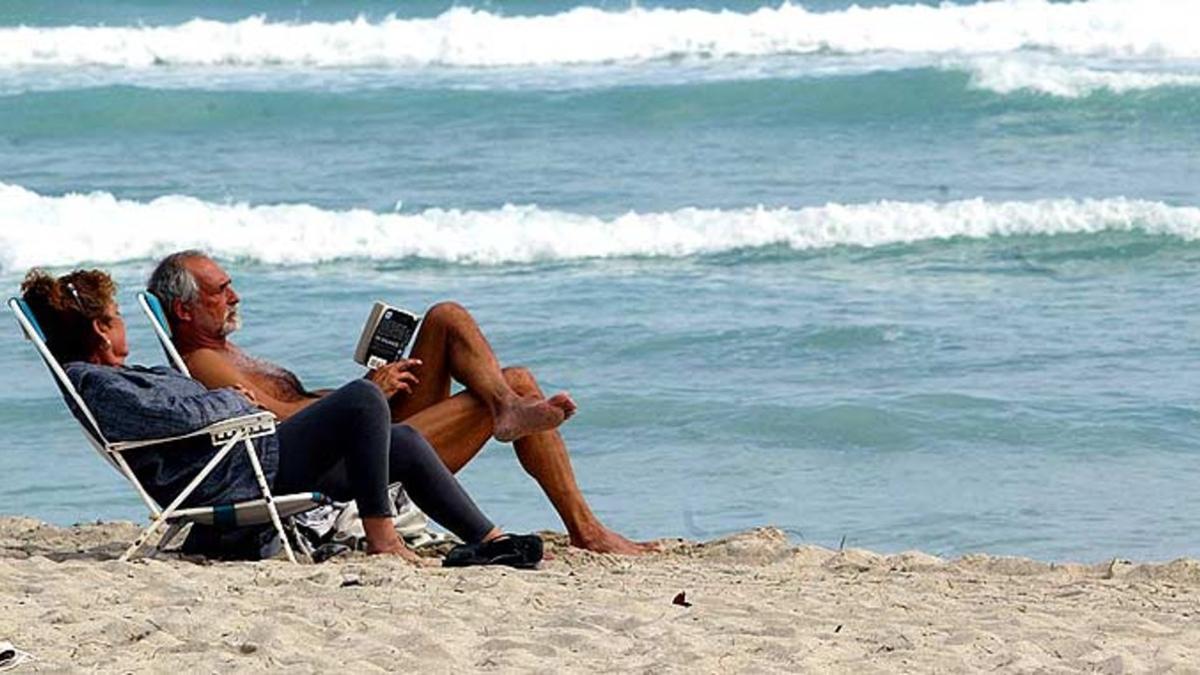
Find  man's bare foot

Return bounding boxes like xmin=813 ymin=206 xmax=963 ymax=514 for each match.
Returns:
xmin=547 ymin=392 xmax=578 ymax=420
xmin=493 ymin=392 xmax=576 ymax=442
xmin=570 ymin=527 xmax=661 ymax=555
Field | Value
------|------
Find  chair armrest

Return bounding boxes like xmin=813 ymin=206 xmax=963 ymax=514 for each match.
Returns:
xmin=108 ymin=412 xmax=278 ymax=452
xmin=204 ymin=411 xmax=277 ymax=445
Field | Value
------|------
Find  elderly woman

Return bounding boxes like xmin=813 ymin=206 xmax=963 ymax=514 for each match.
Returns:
xmin=20 ymin=268 xmax=542 ymax=567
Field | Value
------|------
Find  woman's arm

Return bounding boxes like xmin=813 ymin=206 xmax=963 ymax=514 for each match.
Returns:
xmin=77 ymin=367 xmax=257 ymax=442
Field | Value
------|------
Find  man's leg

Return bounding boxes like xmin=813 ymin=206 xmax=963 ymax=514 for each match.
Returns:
xmin=501 ymin=367 xmax=654 ymax=554
xmin=403 ymin=368 xmax=653 ymax=554
xmin=390 ymin=302 xmax=574 ymax=442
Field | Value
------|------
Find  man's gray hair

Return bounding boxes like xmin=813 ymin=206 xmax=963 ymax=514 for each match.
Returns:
xmin=147 ymin=250 xmax=206 ymax=322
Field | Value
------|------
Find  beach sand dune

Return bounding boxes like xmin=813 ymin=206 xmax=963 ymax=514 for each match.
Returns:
xmin=1 ymin=517 xmax=1198 ymax=672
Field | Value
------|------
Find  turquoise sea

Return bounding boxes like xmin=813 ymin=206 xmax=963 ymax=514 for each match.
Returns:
xmin=2 ymin=0 xmax=1199 ymax=562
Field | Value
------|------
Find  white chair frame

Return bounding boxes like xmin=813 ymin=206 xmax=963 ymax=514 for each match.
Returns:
xmin=137 ymin=291 xmax=190 ymax=375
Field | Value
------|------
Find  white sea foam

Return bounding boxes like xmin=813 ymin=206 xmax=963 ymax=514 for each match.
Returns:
xmin=961 ymin=56 xmax=1200 ymax=97
xmin=1 ymin=0 xmax=1199 ymax=71
xmin=2 ymin=183 xmax=1198 ymax=270
xmin=2 ymin=55 xmax=1195 ymax=99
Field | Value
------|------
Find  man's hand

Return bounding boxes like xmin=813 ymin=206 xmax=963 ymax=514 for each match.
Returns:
xmin=366 ymin=359 xmax=423 ymax=399
xmin=229 ymin=384 xmax=260 ymax=408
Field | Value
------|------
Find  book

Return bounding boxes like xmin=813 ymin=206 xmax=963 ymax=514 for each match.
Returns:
xmin=353 ymin=301 xmax=422 ymax=368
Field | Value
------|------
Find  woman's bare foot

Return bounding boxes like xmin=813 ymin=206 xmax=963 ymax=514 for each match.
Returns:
xmin=367 ymin=540 xmax=438 ymax=566
xmin=570 ymin=526 xmax=661 ymax=555
xmin=493 ymin=392 xmax=577 ymax=442
xmin=362 ymin=516 xmax=436 ymax=566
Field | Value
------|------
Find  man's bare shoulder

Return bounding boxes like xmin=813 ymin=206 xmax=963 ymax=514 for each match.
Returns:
xmin=184 ymin=346 xmax=236 ymax=366
xmin=184 ymin=347 xmax=246 ymax=387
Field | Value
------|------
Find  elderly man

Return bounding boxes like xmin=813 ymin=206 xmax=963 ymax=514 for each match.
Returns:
xmin=147 ymin=250 xmax=651 ymax=554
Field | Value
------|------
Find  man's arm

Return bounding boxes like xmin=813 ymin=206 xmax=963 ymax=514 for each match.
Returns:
xmin=186 ymin=349 xmax=315 ymax=421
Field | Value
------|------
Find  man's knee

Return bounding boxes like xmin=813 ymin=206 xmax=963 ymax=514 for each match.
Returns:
xmin=424 ymin=301 xmax=473 ymax=327
xmin=502 ymin=366 xmax=538 ymax=394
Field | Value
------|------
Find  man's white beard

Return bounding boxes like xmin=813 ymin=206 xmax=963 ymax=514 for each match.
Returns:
xmin=220 ymin=309 xmax=242 ymax=336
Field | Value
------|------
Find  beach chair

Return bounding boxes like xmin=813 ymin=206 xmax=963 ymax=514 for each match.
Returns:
xmin=7 ymin=296 xmax=330 ymax=564
xmin=137 ymin=291 xmax=189 ymax=374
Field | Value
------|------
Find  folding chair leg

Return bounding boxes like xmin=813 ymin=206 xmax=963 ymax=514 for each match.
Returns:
xmin=122 ymin=513 xmax=170 ymax=562
xmin=286 ymin=520 xmax=316 ymax=564
xmin=155 ymin=522 xmax=186 ymax=556
xmin=242 ymin=438 xmax=298 ymax=564
xmin=121 ymin=434 xmax=242 ymax=562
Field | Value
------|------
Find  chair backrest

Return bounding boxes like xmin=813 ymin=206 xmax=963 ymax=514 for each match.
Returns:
xmin=137 ymin=291 xmax=190 ymax=376
xmin=7 ymin=297 xmax=114 ymax=462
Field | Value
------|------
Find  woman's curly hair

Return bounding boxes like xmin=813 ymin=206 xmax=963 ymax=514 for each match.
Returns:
xmin=20 ymin=268 xmax=118 ymax=363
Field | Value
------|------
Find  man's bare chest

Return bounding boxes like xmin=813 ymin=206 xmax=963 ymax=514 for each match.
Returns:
xmin=231 ymin=351 xmax=311 ymax=402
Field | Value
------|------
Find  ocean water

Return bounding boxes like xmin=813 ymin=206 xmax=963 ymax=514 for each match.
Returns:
xmin=2 ymin=0 xmax=1199 ymax=562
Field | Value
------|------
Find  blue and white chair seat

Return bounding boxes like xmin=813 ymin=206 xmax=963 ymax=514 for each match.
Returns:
xmin=170 ymin=492 xmax=329 ymax=528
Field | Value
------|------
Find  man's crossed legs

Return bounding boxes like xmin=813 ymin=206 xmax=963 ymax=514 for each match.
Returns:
xmin=391 ymin=302 xmax=654 ymax=554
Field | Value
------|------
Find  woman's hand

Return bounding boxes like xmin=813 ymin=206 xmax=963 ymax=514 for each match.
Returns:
xmin=230 ymin=384 xmax=260 ymax=408
xmin=366 ymin=359 xmax=422 ymax=399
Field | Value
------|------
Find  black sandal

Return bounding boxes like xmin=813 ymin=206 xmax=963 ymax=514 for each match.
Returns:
xmin=442 ymin=533 xmax=543 ymax=569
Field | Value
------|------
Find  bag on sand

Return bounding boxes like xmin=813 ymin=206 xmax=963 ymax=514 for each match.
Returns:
xmin=179 ymin=520 xmax=282 ymax=561
xmin=179 ymin=485 xmax=453 ymax=561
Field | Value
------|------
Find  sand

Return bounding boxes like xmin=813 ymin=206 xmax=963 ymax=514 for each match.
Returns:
xmin=1 ymin=517 xmax=1198 ymax=673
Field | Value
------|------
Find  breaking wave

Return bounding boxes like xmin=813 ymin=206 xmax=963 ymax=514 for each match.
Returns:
xmin=2 ymin=183 xmax=1199 ymax=269
xmin=961 ymin=56 xmax=1200 ymax=97
xmin=1 ymin=0 xmax=1198 ymax=70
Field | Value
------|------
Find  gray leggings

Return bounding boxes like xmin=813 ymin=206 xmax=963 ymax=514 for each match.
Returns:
xmin=274 ymin=379 xmax=495 ymax=544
